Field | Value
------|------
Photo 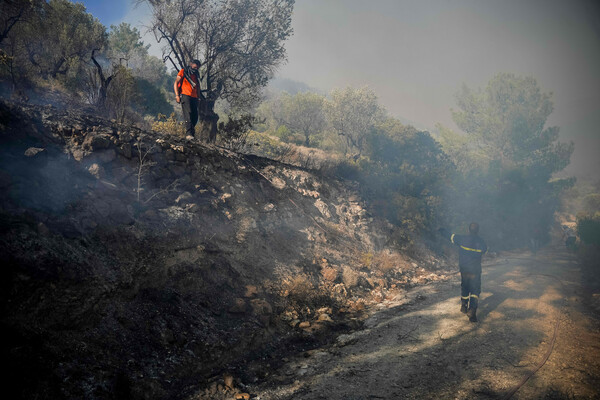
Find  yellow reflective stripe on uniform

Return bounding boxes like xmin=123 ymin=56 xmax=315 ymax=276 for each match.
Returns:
xmin=461 ymin=296 xmax=470 ymax=300
xmin=450 ymin=234 xmax=455 ymax=244
xmin=469 ymin=294 xmax=479 ymax=299
xmin=460 ymin=245 xmax=483 ymax=253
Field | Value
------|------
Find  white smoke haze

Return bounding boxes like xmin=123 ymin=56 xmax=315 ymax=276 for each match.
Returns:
xmin=113 ymin=0 xmax=599 ymax=180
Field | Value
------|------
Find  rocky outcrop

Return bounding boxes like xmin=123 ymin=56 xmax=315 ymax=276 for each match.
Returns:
xmin=0 ymin=101 xmax=447 ymax=399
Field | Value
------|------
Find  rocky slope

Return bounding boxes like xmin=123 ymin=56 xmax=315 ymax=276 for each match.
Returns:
xmin=0 ymin=100 xmax=449 ymax=399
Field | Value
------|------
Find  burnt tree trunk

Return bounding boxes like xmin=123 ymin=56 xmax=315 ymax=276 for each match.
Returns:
xmin=91 ymin=50 xmax=113 ymax=111
xmin=198 ymin=99 xmax=219 ymax=143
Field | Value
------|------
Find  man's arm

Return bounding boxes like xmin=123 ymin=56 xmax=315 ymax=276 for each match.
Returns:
xmin=438 ymin=228 xmax=462 ymax=246
xmin=438 ymin=228 xmax=453 ymax=242
xmin=174 ymin=75 xmax=182 ymax=103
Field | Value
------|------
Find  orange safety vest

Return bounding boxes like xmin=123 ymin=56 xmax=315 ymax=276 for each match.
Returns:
xmin=177 ymin=69 xmax=199 ymax=98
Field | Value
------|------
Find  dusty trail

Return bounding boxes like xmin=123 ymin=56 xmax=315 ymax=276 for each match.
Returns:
xmin=248 ymin=247 xmax=600 ymax=399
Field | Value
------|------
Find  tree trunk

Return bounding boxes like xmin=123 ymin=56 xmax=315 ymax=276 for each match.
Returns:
xmin=198 ymin=99 xmax=219 ymax=143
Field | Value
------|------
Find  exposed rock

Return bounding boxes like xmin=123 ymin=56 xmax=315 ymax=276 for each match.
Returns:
xmin=317 ymin=313 xmax=333 ymax=322
xmin=88 ymin=163 xmax=105 ymax=179
xmin=228 ymin=298 xmax=247 ymax=314
xmin=223 ymin=373 xmax=234 ymax=389
xmin=83 ymin=133 xmax=112 ymax=150
xmin=249 ymin=298 xmax=272 ymax=316
xmin=320 ymin=266 xmax=339 ymax=283
xmin=0 ymin=100 xmax=448 ymax=400
xmin=24 ymin=147 xmax=48 ymax=167
xmin=24 ymin=147 xmax=46 ymax=157
xmin=243 ymin=285 xmax=258 ymax=298
xmin=263 ymin=203 xmax=276 ymax=212
xmin=314 ymin=198 xmax=331 ymax=218
xmin=185 ymin=203 xmax=200 ymax=213
xmin=175 ymin=191 xmax=193 ymax=204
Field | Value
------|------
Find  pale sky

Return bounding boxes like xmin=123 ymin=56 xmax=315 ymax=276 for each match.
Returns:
xmin=87 ymin=0 xmax=600 ymax=180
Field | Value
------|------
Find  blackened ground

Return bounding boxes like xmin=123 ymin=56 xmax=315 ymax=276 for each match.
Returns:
xmin=1 ymin=100 xmax=454 ymax=399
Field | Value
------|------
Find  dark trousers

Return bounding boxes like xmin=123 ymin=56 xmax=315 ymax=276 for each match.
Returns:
xmin=180 ymin=94 xmax=198 ymax=137
xmin=460 ymin=271 xmax=481 ymax=309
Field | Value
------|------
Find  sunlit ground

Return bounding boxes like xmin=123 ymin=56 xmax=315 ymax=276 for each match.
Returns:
xmin=251 ymin=247 xmax=600 ymax=400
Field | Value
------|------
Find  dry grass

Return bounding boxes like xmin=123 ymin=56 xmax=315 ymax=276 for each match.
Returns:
xmin=320 ymin=266 xmax=339 ymax=283
xmin=151 ymin=113 xmax=186 ymax=137
xmin=281 ymin=274 xmax=315 ymax=303
xmin=342 ymin=265 xmax=359 ymax=288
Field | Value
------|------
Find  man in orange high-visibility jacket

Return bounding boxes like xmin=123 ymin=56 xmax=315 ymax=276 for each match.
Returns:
xmin=174 ymin=60 xmax=201 ymax=140
xmin=439 ymin=223 xmax=487 ymax=322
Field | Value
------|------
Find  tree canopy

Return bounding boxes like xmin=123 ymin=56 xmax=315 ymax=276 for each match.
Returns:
xmin=443 ymin=73 xmax=575 ymax=249
xmin=142 ymin=0 xmax=294 ymax=137
xmin=452 ymin=72 xmax=573 ymax=176
xmin=324 ymin=86 xmax=386 ymax=157
xmin=22 ymin=0 xmax=106 ymax=79
xmin=278 ymin=91 xmax=326 ymax=147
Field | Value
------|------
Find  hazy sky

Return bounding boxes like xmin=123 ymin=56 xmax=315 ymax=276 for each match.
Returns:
xmin=84 ymin=0 xmax=600 ymax=179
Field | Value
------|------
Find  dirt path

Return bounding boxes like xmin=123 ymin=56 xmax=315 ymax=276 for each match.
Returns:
xmin=247 ymin=247 xmax=600 ymax=399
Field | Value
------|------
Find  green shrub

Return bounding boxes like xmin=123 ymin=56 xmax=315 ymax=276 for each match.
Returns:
xmin=577 ymin=212 xmax=600 ymax=246
xmin=583 ymin=194 xmax=600 ymax=213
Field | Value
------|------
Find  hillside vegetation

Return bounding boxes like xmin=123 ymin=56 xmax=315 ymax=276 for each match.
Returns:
xmin=1 ymin=1 xmax=591 ymax=399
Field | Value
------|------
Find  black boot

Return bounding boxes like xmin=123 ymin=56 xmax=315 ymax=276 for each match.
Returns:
xmin=467 ymin=307 xmax=477 ymax=322
xmin=460 ymin=298 xmax=468 ymax=314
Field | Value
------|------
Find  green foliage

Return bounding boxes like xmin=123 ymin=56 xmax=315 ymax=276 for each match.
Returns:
xmin=434 ymin=123 xmax=490 ymax=173
xmin=278 ymin=92 xmax=327 ymax=147
xmin=356 ymin=118 xmax=450 ymax=234
xmin=444 ymin=73 xmax=574 ymax=249
xmin=577 ymin=212 xmax=600 ymax=246
xmin=582 ymin=194 xmax=600 ymax=214
xmin=106 ymin=65 xmax=135 ymax=122
xmin=245 ymin=131 xmax=292 ymax=160
xmin=19 ymin=0 xmax=106 ymax=79
xmin=0 ymin=2 xmax=173 ymax=125
xmin=275 ymin=125 xmax=291 ymax=140
xmin=1 ymin=0 xmax=43 ymax=46
xmin=452 ymin=72 xmax=573 ymax=173
xmin=134 ymin=78 xmax=173 ymax=116
xmin=108 ymin=23 xmax=169 ymax=85
xmin=324 ymin=86 xmax=386 ymax=156
xmin=252 ymin=86 xmax=449 ymax=241
xmin=143 ymin=0 xmax=294 ymax=134
xmin=108 ymin=23 xmax=147 ymax=61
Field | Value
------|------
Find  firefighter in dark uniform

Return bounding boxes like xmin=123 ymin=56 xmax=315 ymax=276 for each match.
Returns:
xmin=439 ymin=223 xmax=487 ymax=322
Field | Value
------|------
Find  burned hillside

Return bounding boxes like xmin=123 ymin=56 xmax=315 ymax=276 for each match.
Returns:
xmin=0 ymin=101 xmax=450 ymax=399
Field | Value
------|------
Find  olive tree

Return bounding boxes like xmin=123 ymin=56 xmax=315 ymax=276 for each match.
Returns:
xmin=0 ymin=0 xmax=42 ymax=45
xmin=279 ymin=92 xmax=326 ymax=147
xmin=142 ymin=0 xmax=294 ymax=140
xmin=21 ymin=0 xmax=106 ymax=79
xmin=324 ymin=86 xmax=386 ymax=157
